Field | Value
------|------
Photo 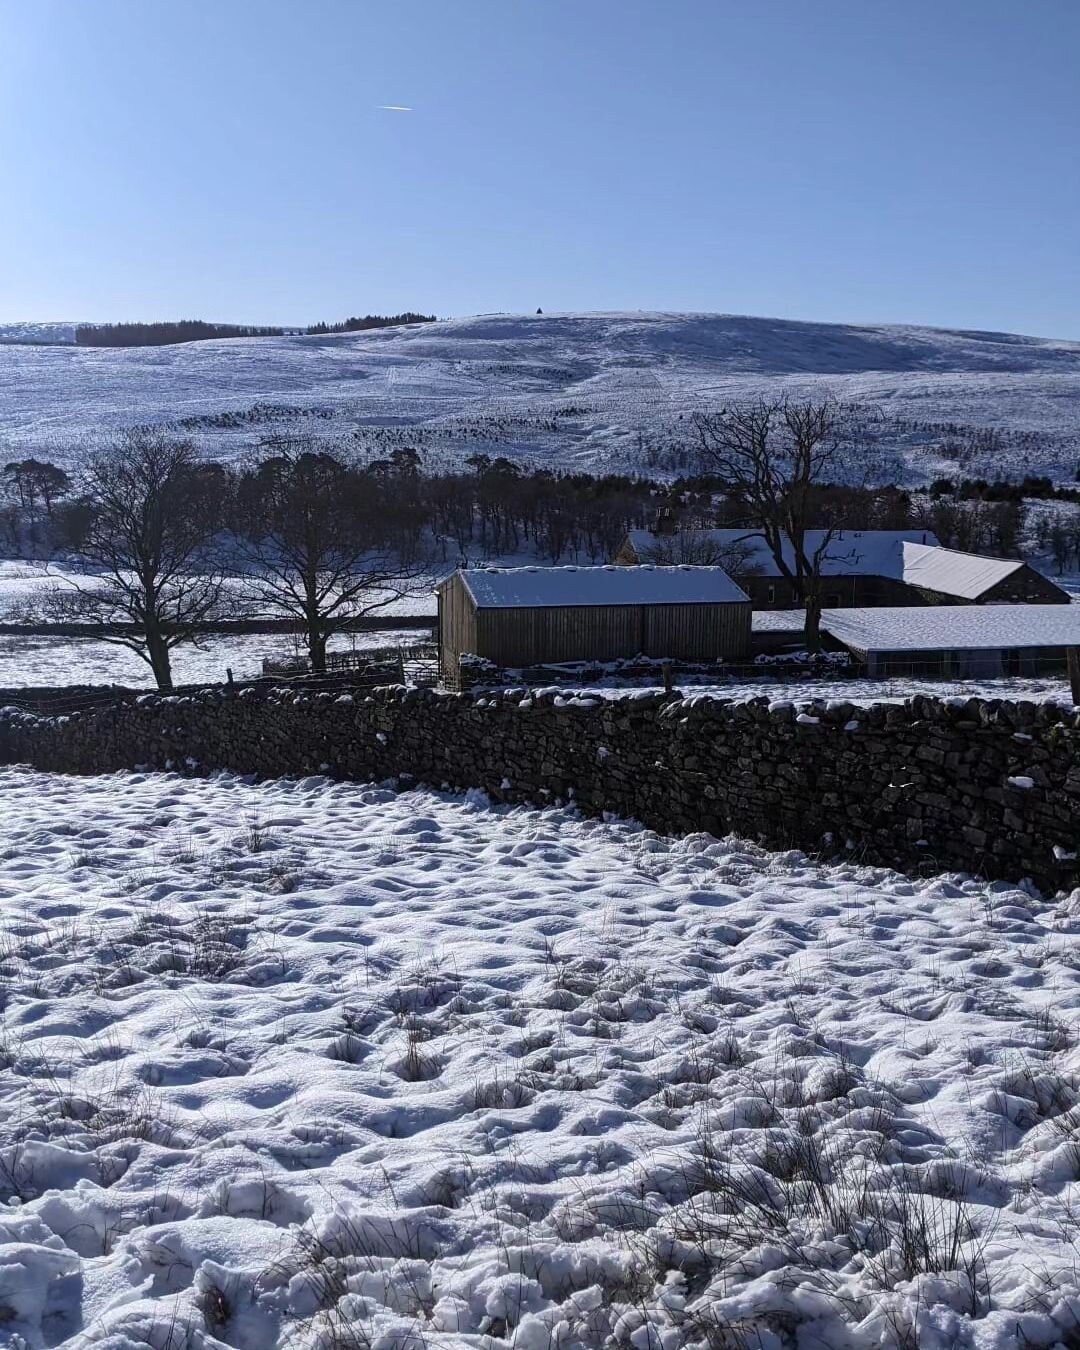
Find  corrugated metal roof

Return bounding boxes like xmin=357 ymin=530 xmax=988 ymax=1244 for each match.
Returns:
xmin=624 ymin=529 xmax=938 ymax=578
xmin=452 ymin=565 xmax=750 ymax=609
xmin=752 ymin=610 xmax=807 ymax=632
xmin=900 ymin=542 xmax=1023 ymax=600
xmin=820 ymin=605 xmax=1080 ymax=653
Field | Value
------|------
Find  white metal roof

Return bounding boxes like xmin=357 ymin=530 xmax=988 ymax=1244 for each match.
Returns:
xmin=820 ymin=605 xmax=1080 ymax=654
xmin=900 ymin=542 xmax=1024 ymax=600
xmin=752 ymin=610 xmax=807 ymax=632
xmin=624 ymin=529 xmax=938 ymax=578
xmin=452 ymin=564 xmax=750 ymax=609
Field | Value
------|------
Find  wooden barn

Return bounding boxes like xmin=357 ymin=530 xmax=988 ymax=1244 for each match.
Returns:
xmin=436 ymin=564 xmax=751 ymax=683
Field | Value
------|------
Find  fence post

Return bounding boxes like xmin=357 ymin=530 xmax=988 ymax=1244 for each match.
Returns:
xmin=1068 ymin=648 xmax=1080 ymax=706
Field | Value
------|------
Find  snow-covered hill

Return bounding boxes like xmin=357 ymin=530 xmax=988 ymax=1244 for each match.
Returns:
xmin=0 ymin=320 xmax=76 ymax=345
xmin=2 ymin=312 xmax=1079 ymax=482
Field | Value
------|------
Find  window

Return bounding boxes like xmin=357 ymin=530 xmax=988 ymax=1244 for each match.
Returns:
xmin=766 ymin=584 xmax=776 ymax=605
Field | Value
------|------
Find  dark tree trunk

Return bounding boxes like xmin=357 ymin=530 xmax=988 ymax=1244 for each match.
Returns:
xmin=146 ymin=630 xmax=174 ymax=691
xmin=308 ymin=625 xmax=328 ymax=673
xmin=803 ymin=592 xmax=823 ymax=653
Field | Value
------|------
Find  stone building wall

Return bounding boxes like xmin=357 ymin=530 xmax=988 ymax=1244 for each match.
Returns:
xmin=1 ymin=684 xmax=1079 ymax=893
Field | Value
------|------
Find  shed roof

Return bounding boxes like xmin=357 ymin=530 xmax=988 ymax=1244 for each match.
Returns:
xmin=624 ymin=529 xmax=938 ymax=578
xmin=820 ymin=604 xmax=1080 ymax=654
xmin=752 ymin=610 xmax=808 ymax=633
xmin=900 ymin=542 xmax=1024 ymax=600
xmin=450 ymin=564 xmax=750 ymax=609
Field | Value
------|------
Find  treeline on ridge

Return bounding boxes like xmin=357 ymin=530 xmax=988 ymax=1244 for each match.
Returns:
xmin=303 ymin=313 xmax=436 ymax=335
xmin=74 ymin=313 xmax=437 ymax=347
xmin=75 ymin=321 xmax=286 ymax=347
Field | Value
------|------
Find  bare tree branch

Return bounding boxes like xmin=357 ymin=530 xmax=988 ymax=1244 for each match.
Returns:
xmin=692 ymin=398 xmax=854 ymax=648
xmin=32 ymin=432 xmax=233 ymax=688
xmin=232 ymin=440 xmax=431 ymax=672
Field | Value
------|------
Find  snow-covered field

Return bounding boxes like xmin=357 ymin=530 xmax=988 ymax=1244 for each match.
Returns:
xmin=0 ymin=561 xmax=440 ymax=623
xmin=2 ymin=769 xmax=1080 ymax=1348
xmin=2 ymin=312 xmax=1079 ymax=482
xmin=0 ymin=628 xmax=432 ymax=689
xmin=580 ymin=674 xmax=1077 ymax=706
xmin=0 ymin=561 xmax=437 ymax=688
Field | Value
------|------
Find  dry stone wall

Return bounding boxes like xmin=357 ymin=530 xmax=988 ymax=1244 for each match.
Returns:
xmin=2 ymin=684 xmax=1079 ymax=893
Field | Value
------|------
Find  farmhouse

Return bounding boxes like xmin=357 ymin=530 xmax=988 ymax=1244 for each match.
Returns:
xmin=436 ymin=564 xmax=750 ymax=683
xmin=616 ymin=528 xmax=1069 ymax=608
xmin=616 ymin=528 xmax=939 ymax=607
xmin=770 ymin=604 xmax=1080 ymax=678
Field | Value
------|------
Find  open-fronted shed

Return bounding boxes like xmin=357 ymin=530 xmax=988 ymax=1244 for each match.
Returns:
xmin=436 ymin=564 xmax=751 ymax=682
xmin=816 ymin=604 xmax=1080 ymax=677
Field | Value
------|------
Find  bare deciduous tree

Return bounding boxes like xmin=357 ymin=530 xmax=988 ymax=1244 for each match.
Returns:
xmin=637 ymin=531 xmax=762 ymax=575
xmin=234 ymin=442 xmax=429 ymax=672
xmin=42 ymin=433 xmax=230 ymax=690
xmin=692 ymin=398 xmax=852 ymax=649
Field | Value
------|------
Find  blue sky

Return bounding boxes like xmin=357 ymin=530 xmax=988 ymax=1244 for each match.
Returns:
xmin=1 ymin=0 xmax=1077 ymax=336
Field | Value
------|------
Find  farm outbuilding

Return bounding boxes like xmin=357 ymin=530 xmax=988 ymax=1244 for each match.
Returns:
xmin=616 ymin=528 xmax=940 ymax=607
xmin=436 ymin=564 xmax=751 ymax=683
xmin=616 ymin=529 xmax=1070 ymax=609
xmin=898 ymin=542 xmax=1069 ymax=605
xmin=813 ymin=605 xmax=1080 ymax=678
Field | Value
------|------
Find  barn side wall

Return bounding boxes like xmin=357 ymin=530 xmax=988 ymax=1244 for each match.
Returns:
xmin=741 ymin=575 xmax=925 ymax=609
xmin=472 ymin=602 xmax=750 ymax=668
xmin=436 ymin=575 xmax=477 ymax=683
xmin=982 ymin=567 xmax=1072 ymax=605
xmin=3 ymin=686 xmax=1080 ymax=894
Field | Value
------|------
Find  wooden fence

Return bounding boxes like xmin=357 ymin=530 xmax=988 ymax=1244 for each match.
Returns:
xmin=262 ymin=643 xmax=439 ymax=686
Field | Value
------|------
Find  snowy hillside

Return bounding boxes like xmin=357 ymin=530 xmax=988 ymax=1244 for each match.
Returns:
xmin=0 ymin=321 xmax=76 ymax=345
xmin=4 ymin=768 xmax=1080 ymax=1348
xmin=2 ymin=312 xmax=1079 ymax=482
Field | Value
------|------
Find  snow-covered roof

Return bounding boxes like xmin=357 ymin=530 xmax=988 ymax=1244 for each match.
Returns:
xmin=451 ymin=565 xmax=750 ymax=609
xmin=625 ymin=529 xmax=938 ymax=578
xmin=752 ymin=610 xmax=807 ymax=632
xmin=820 ymin=605 xmax=1080 ymax=653
xmin=900 ymin=542 xmax=1023 ymax=600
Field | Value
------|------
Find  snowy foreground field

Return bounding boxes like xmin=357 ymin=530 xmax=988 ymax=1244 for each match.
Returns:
xmin=3 ymin=771 xmax=1080 ymax=1348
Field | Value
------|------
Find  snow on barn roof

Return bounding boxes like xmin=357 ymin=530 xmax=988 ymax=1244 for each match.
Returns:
xmin=820 ymin=605 xmax=1080 ymax=654
xmin=624 ymin=529 xmax=938 ymax=578
xmin=453 ymin=564 xmax=750 ymax=609
xmin=752 ymin=610 xmax=807 ymax=633
xmin=900 ymin=542 xmax=1024 ymax=600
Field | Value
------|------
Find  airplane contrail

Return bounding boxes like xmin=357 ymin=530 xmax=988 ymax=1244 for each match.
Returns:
xmin=378 ymin=105 xmax=413 ymax=112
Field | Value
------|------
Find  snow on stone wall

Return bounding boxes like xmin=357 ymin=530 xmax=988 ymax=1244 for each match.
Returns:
xmin=2 ymin=684 xmax=1079 ymax=892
